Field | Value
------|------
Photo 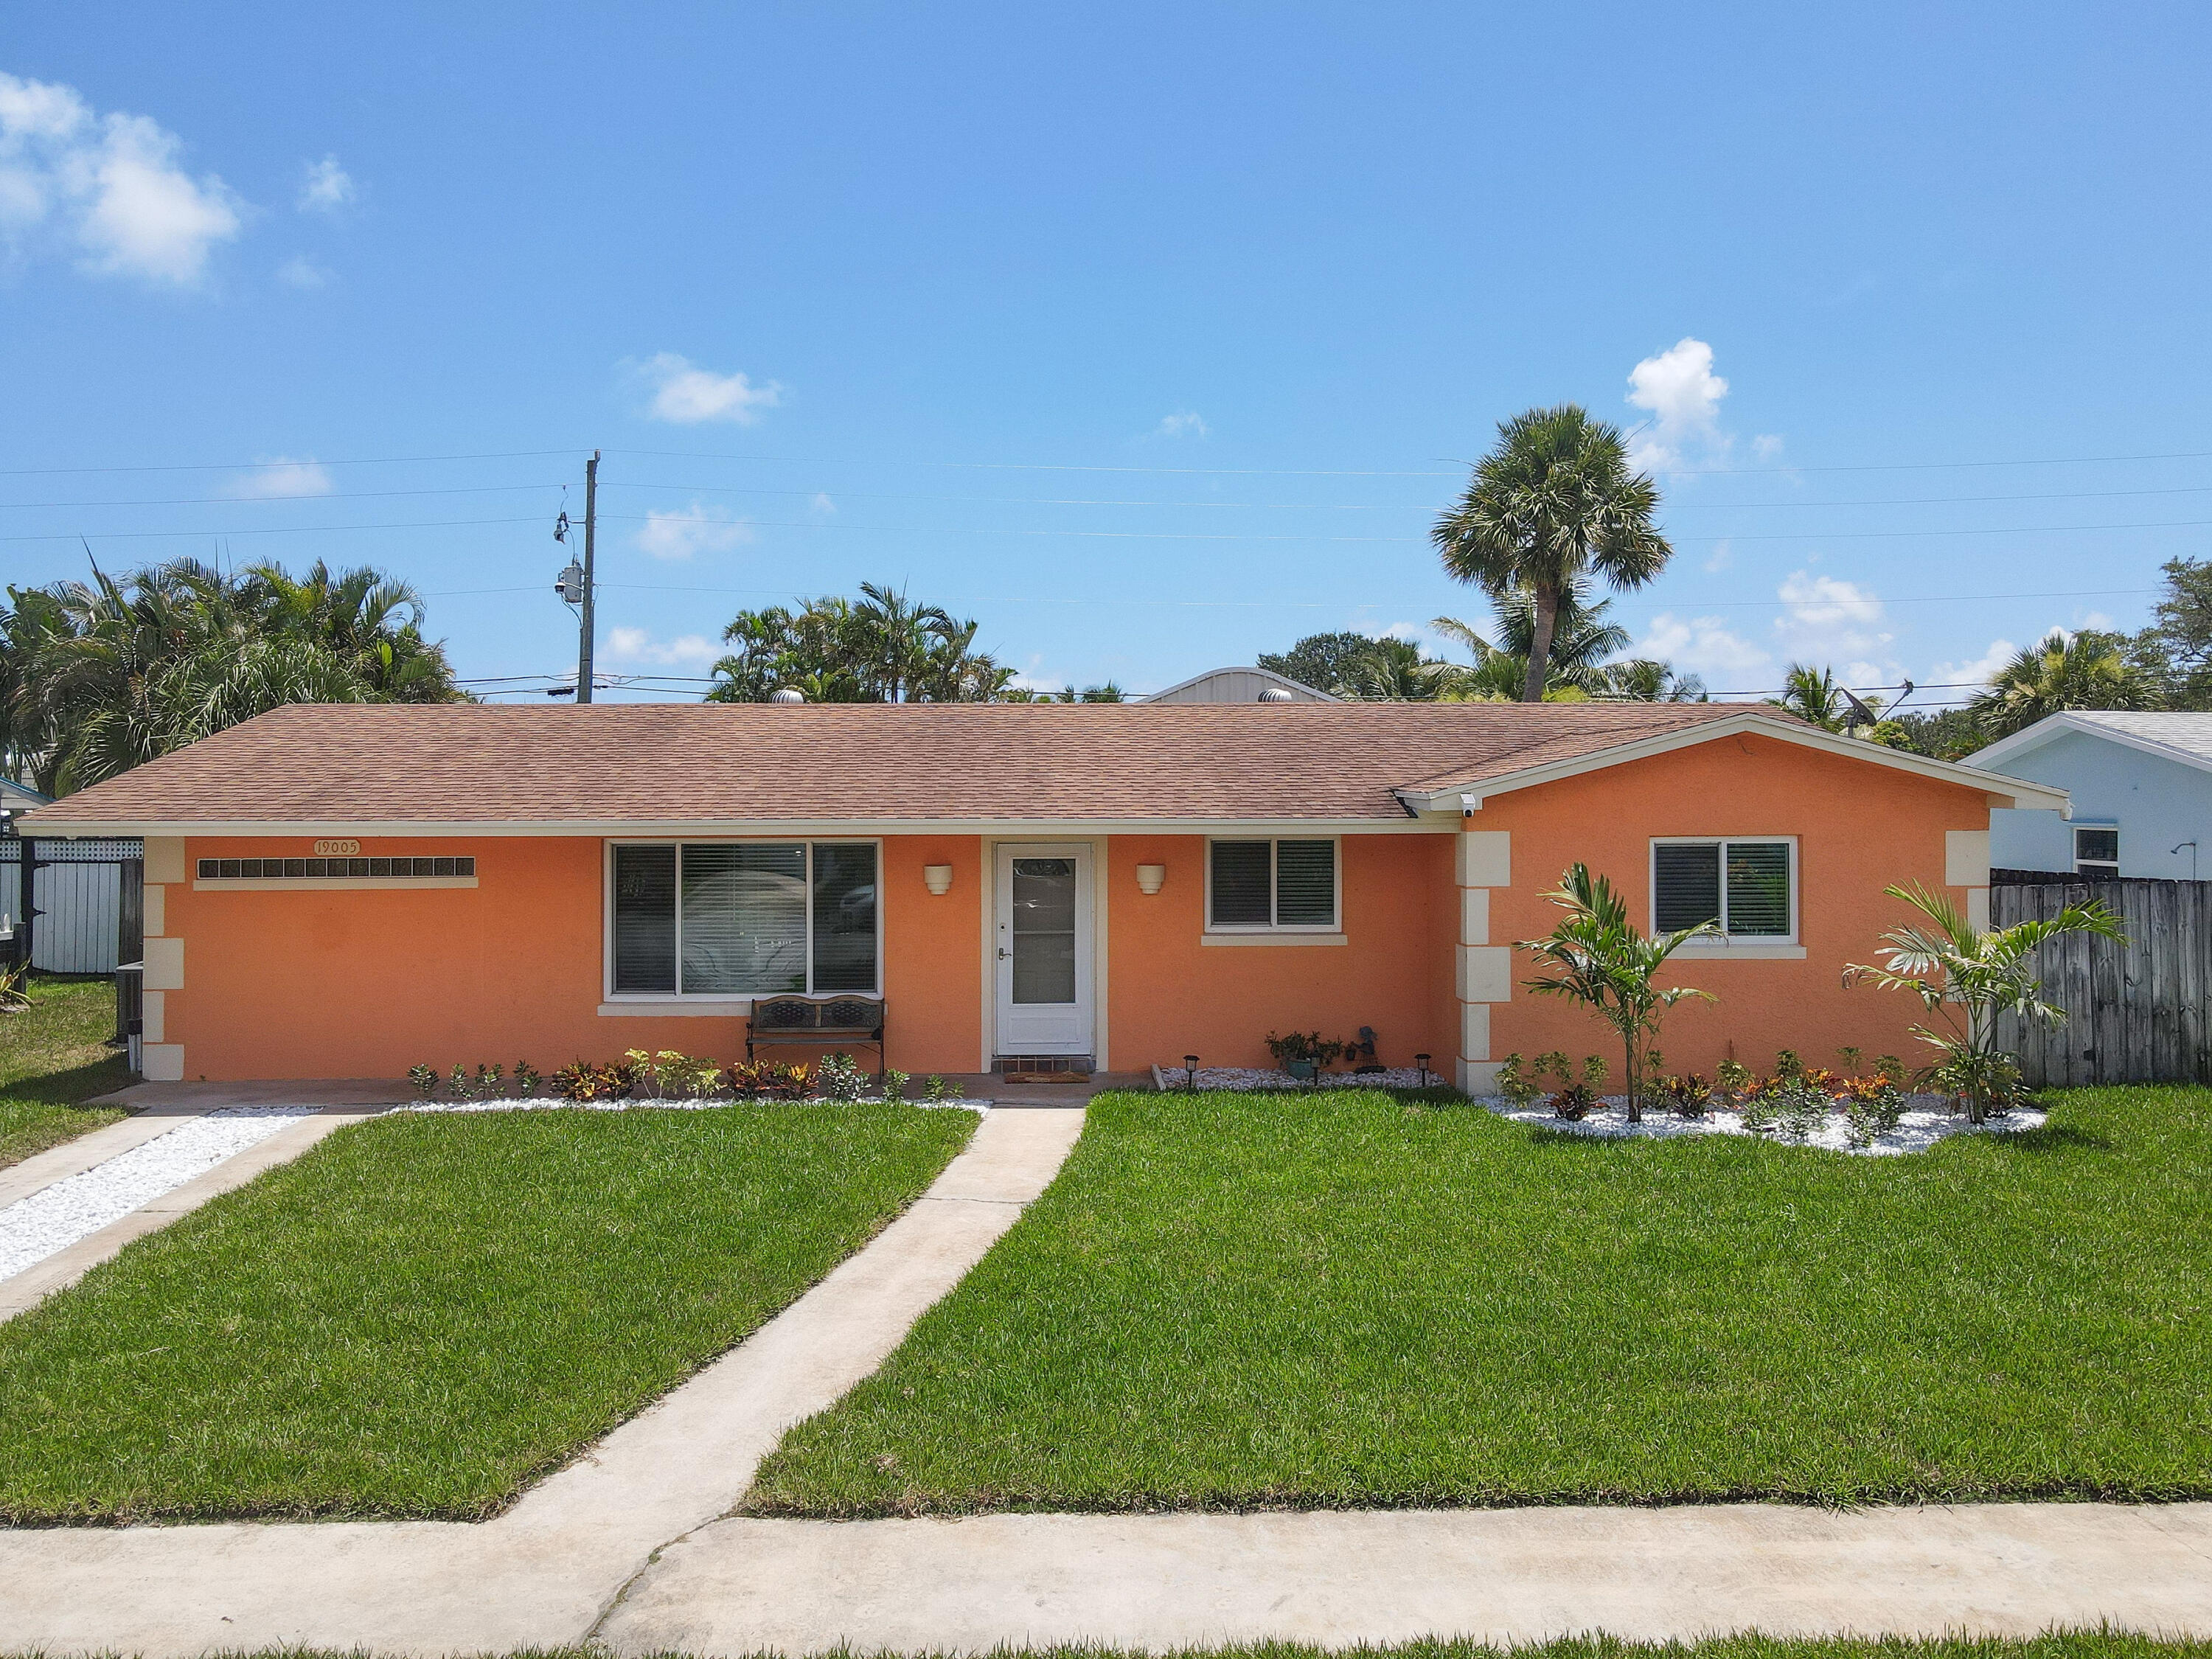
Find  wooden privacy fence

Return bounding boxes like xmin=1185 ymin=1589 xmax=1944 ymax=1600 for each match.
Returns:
xmin=1994 ymin=877 xmax=2212 ymax=1087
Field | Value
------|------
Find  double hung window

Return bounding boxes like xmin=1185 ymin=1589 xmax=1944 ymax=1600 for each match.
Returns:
xmin=610 ymin=841 xmax=879 ymax=996
xmin=1206 ymin=838 xmax=1338 ymax=931
xmin=1652 ymin=838 xmax=1795 ymax=942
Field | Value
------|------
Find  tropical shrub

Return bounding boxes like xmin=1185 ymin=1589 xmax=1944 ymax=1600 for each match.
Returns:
xmin=1493 ymin=1052 xmax=1540 ymax=1107
xmin=720 ymin=1059 xmax=807 ymax=1099
xmin=448 ymin=1063 xmax=473 ymax=1102
xmin=1660 ymin=1073 xmax=1711 ymax=1119
xmin=923 ymin=1074 xmax=964 ymax=1102
xmin=1840 ymin=1075 xmax=1907 ymax=1148
xmin=814 ymin=1053 xmax=870 ymax=1102
xmin=513 ymin=1061 xmax=540 ymax=1098
xmin=1549 ymin=1080 xmax=1596 ymax=1121
xmin=552 ymin=1060 xmax=634 ymax=1102
xmin=406 ymin=1063 xmax=438 ymax=1099
xmin=880 ymin=1068 xmax=911 ymax=1104
xmin=0 ymin=961 xmax=30 ymax=1013
xmin=1713 ymin=1057 xmax=1752 ymax=1107
xmin=1846 ymin=881 xmax=2124 ymax=1123
xmin=473 ymin=1062 xmax=504 ymax=1099
xmin=1515 ymin=862 xmax=1717 ymax=1121
xmin=1771 ymin=1078 xmax=1832 ymax=1143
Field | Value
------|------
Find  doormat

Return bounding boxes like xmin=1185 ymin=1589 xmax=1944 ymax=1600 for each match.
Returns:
xmin=1000 ymin=1070 xmax=1092 ymax=1085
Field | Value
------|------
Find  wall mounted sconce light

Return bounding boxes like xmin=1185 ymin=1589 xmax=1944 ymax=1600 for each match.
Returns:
xmin=922 ymin=864 xmax=954 ymax=895
xmin=1135 ymin=863 xmax=1166 ymax=895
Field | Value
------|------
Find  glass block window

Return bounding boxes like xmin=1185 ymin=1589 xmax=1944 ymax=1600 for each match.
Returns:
xmin=198 ymin=856 xmax=476 ymax=880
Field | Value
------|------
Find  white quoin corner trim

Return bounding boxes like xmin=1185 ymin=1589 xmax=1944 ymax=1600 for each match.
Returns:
xmin=1455 ymin=830 xmax=1511 ymax=1095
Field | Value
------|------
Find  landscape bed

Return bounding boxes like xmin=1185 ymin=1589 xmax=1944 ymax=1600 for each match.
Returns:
xmin=747 ymin=1084 xmax=2212 ymax=1517
xmin=0 ymin=1100 xmax=973 ymax=1522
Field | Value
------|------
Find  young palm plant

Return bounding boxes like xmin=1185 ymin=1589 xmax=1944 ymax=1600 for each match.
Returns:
xmin=1845 ymin=883 xmax=2124 ymax=1122
xmin=1516 ymin=863 xmax=1716 ymax=1122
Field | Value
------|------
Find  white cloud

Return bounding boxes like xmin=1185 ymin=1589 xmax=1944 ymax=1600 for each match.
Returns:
xmin=0 ymin=73 xmax=243 ymax=285
xmin=1626 ymin=337 xmax=1730 ymax=472
xmin=1639 ymin=613 xmax=1771 ymax=681
xmin=1701 ymin=539 xmax=1733 ymax=574
xmin=1773 ymin=569 xmax=1893 ymax=661
xmin=275 ymin=254 xmax=330 ymax=289
xmin=1753 ymin=434 xmax=1785 ymax=461
xmin=809 ymin=492 xmax=837 ymax=515
xmin=1929 ymin=639 xmax=2019 ymax=689
xmin=228 ymin=456 xmax=333 ymax=498
xmin=297 ymin=155 xmax=353 ymax=213
xmin=2078 ymin=610 xmax=2115 ymax=631
xmin=1155 ymin=411 xmax=1208 ymax=439
xmin=605 ymin=627 xmax=719 ymax=667
xmin=634 ymin=352 xmax=782 ymax=425
xmin=636 ymin=501 xmax=752 ymax=560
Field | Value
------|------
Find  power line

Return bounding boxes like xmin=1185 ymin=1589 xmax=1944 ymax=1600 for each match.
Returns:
xmin=0 ymin=449 xmax=582 ymax=479
xmin=0 ymin=483 xmax=566 ymax=509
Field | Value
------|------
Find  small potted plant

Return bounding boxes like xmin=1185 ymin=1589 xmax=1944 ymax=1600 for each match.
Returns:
xmin=1266 ymin=1029 xmax=1346 ymax=1082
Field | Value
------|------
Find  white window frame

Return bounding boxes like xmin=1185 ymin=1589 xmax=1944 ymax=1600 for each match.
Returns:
xmin=1649 ymin=835 xmax=1800 ymax=951
xmin=602 ymin=837 xmax=884 ymax=1004
xmin=2073 ymin=822 xmax=2120 ymax=877
xmin=1203 ymin=835 xmax=1343 ymax=933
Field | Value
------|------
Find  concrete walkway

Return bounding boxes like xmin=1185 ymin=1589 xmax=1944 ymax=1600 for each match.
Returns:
xmin=0 ymin=1105 xmax=1089 ymax=1657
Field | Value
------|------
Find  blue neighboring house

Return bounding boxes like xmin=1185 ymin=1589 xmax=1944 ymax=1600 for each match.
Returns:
xmin=1978 ymin=711 xmax=2212 ymax=880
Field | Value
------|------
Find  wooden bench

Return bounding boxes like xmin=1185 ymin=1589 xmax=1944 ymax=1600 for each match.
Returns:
xmin=746 ymin=994 xmax=886 ymax=1077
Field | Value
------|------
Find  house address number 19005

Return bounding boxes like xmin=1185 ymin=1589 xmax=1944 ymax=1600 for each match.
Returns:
xmin=313 ymin=838 xmax=362 ymax=856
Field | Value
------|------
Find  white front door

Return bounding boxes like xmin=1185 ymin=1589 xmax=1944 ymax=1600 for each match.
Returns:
xmin=993 ymin=843 xmax=1093 ymax=1057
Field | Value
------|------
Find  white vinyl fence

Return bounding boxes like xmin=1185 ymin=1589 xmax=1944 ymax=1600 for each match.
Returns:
xmin=0 ymin=840 xmax=141 ymax=975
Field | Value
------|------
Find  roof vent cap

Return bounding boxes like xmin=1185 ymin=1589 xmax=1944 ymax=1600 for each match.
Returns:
xmin=769 ymin=687 xmax=807 ymax=704
xmin=1256 ymin=686 xmax=1294 ymax=703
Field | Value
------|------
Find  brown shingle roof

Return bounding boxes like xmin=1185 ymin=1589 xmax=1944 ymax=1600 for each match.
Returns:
xmin=23 ymin=700 xmax=1779 ymax=828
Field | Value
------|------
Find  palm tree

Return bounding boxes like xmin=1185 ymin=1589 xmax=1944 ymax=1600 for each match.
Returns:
xmin=705 ymin=585 xmax=1014 ymax=703
xmin=235 ymin=560 xmax=461 ymax=702
xmin=1846 ymin=882 xmax=2124 ymax=1122
xmin=1969 ymin=631 xmax=2160 ymax=740
xmin=1516 ymin=862 xmax=1717 ymax=1123
xmin=7 ymin=557 xmax=465 ymax=793
xmin=1601 ymin=657 xmax=1708 ymax=702
xmin=1433 ymin=406 xmax=1672 ymax=703
xmin=1332 ymin=636 xmax=1439 ymax=700
xmin=1430 ymin=580 xmax=1639 ymax=700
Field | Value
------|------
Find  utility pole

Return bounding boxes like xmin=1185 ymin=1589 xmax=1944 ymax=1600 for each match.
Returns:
xmin=577 ymin=450 xmax=600 ymax=703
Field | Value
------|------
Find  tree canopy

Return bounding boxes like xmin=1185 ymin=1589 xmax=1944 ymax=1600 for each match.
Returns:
xmin=1432 ymin=405 xmax=1673 ymax=702
xmin=705 ymin=582 xmax=1016 ymax=703
xmin=2 ymin=556 xmax=464 ymax=796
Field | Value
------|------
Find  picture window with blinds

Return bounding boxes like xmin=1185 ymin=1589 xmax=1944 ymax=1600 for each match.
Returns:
xmin=198 ymin=856 xmax=475 ymax=879
xmin=1206 ymin=838 xmax=1339 ymax=931
xmin=1652 ymin=838 xmax=1795 ymax=941
xmin=609 ymin=841 xmax=879 ymax=997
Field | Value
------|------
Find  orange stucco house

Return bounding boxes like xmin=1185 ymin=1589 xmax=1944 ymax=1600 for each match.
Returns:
xmin=22 ymin=700 xmax=2069 ymax=1089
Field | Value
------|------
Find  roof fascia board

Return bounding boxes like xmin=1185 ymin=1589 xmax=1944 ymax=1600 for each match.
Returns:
xmin=1975 ymin=713 xmax=2212 ymax=781
xmin=1398 ymin=712 xmax=2073 ymax=814
xmin=16 ymin=815 xmax=1453 ymax=839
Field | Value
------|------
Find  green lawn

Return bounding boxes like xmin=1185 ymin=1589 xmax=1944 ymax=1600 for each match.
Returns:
xmin=0 ymin=973 xmax=131 ymax=1169
xmin=0 ymin=1101 xmax=974 ymax=1523
xmin=748 ymin=1085 xmax=2212 ymax=1517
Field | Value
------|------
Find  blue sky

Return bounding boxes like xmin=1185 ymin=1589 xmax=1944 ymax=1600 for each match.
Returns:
xmin=5 ymin=4 xmax=2210 ymax=706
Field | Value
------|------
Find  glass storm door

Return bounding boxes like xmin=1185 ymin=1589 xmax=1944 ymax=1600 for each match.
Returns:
xmin=994 ymin=843 xmax=1093 ymax=1055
